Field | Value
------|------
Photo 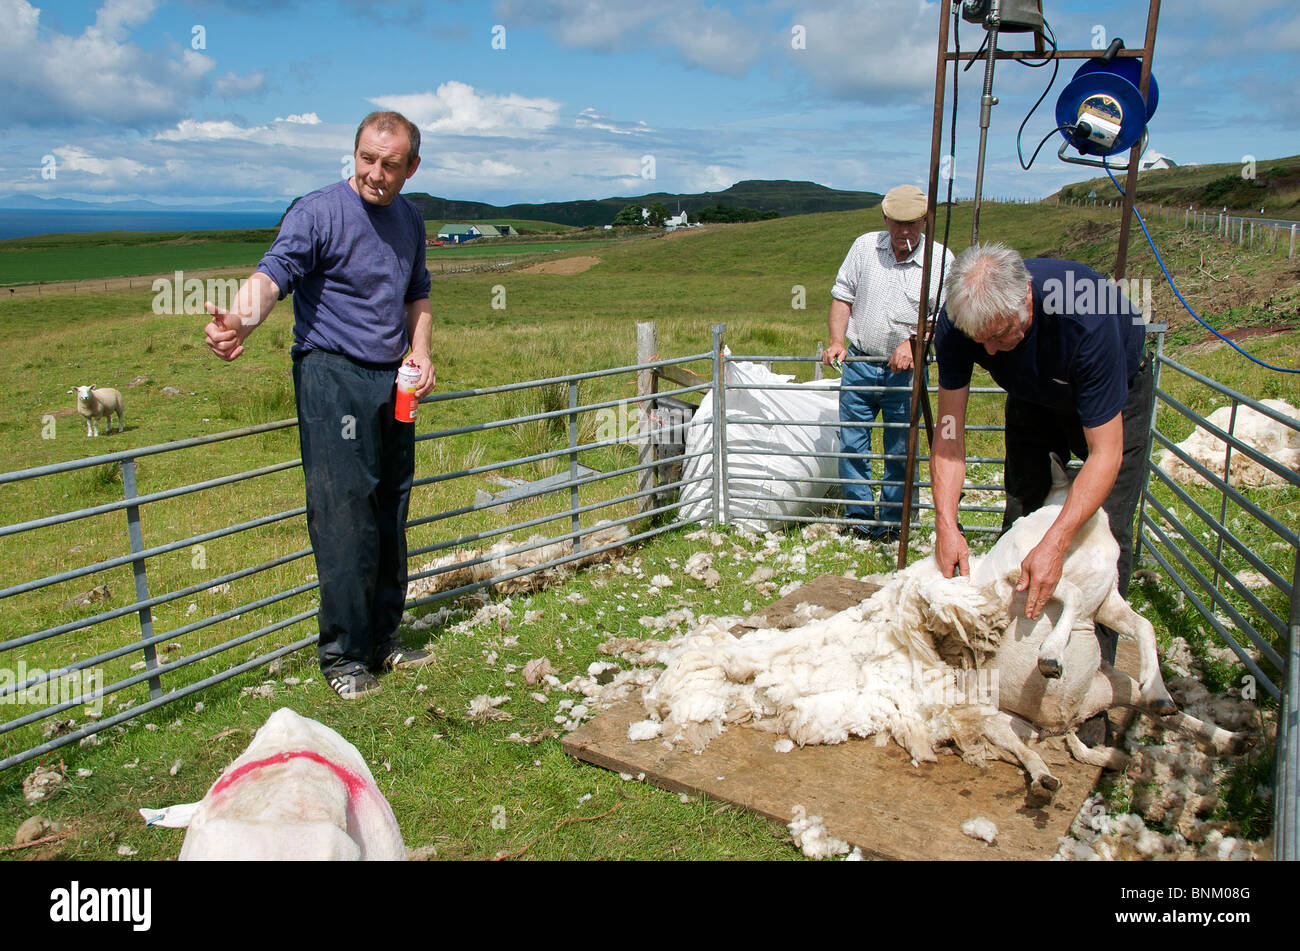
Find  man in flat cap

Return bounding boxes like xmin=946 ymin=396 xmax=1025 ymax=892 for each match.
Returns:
xmin=823 ymin=184 xmax=954 ymax=541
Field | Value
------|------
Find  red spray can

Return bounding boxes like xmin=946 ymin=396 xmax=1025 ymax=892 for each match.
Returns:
xmin=395 ymin=361 xmax=420 ymax=423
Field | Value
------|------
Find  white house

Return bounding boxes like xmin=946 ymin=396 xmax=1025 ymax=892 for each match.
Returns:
xmin=1139 ymin=149 xmax=1177 ymax=172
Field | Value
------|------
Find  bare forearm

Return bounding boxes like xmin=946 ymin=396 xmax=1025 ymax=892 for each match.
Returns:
xmin=231 ymin=272 xmax=280 ymax=333
xmin=405 ymin=298 xmax=432 ymax=357
xmin=933 ymin=387 xmax=969 ymax=531
xmin=827 ymin=299 xmax=850 ymax=348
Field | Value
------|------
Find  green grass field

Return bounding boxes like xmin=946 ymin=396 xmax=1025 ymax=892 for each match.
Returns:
xmin=0 ymin=201 xmax=1296 ymax=859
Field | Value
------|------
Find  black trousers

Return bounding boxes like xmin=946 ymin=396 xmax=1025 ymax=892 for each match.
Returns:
xmin=293 ymin=349 xmax=415 ymax=676
xmin=1000 ymin=362 xmax=1155 ymax=664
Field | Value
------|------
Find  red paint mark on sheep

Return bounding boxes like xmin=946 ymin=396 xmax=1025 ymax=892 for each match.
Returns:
xmin=210 ymin=750 xmax=370 ymax=799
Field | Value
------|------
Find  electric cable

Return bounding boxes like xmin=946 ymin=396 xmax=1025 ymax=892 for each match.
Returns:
xmin=1015 ymin=19 xmax=1059 ymax=170
xmin=1103 ymin=161 xmax=1299 ymax=374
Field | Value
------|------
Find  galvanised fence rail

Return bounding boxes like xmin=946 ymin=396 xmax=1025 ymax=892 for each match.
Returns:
xmin=0 ymin=353 xmax=713 ymax=773
xmin=2 ymin=323 xmax=1296 ymax=858
xmin=1133 ymin=343 xmax=1300 ymax=859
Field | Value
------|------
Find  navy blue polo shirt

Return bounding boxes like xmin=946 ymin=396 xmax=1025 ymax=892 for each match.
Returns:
xmin=934 ymin=259 xmax=1146 ymax=428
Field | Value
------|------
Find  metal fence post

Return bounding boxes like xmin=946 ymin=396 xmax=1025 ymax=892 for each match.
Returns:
xmin=122 ymin=458 xmax=162 ymax=699
xmin=1276 ymin=547 xmax=1300 ymax=860
xmin=636 ymin=321 xmax=657 ymax=515
xmin=569 ymin=379 xmax=582 ymax=553
xmin=1211 ymin=399 xmax=1239 ymax=592
xmin=711 ymin=322 xmax=729 ymax=526
xmin=1134 ymin=327 xmax=1165 ymax=566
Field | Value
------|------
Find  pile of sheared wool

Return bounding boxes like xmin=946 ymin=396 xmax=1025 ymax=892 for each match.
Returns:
xmin=1054 ymin=659 xmax=1269 ymax=861
xmin=1055 ymin=795 xmax=1270 ymax=861
xmin=406 ymin=522 xmax=628 ymax=601
xmin=627 ymin=560 xmax=1005 ymax=764
xmin=1158 ymin=398 xmax=1300 ymax=488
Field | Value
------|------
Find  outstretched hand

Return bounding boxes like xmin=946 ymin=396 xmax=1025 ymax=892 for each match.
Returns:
xmin=204 ymin=302 xmax=248 ymax=362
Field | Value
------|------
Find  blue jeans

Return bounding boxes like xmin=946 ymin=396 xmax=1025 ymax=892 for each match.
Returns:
xmin=292 ymin=350 xmax=415 ymax=676
xmin=839 ymin=359 xmax=913 ymax=534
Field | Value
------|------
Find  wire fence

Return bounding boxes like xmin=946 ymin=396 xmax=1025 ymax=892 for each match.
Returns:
xmin=2 ymin=322 xmax=1296 ymax=855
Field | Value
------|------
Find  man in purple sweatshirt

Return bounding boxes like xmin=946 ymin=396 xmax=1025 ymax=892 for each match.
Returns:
xmin=204 ymin=111 xmax=436 ymax=699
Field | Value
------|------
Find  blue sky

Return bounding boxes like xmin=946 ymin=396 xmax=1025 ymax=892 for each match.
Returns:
xmin=4 ymin=0 xmax=1298 ymax=208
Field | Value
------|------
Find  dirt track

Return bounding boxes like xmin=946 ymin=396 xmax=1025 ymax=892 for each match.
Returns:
xmin=516 ymin=255 xmax=601 ymax=275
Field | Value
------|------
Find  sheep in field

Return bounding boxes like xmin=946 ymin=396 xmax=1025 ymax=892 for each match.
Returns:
xmin=71 ymin=385 xmax=124 ymax=437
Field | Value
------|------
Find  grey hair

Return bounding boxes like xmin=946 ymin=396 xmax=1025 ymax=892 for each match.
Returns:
xmin=355 ymin=111 xmax=421 ymax=168
xmin=944 ymin=242 xmax=1031 ymax=338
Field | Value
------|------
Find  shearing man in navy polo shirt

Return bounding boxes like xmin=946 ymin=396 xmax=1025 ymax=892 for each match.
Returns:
xmin=930 ymin=243 xmax=1152 ymax=671
xmin=203 ymin=111 xmax=437 ymax=699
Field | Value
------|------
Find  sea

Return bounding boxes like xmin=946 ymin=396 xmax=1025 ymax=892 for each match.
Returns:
xmin=0 ymin=209 xmax=284 ymax=241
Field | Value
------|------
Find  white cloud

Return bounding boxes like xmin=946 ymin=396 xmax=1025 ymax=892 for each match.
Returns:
xmin=687 ymin=164 xmax=741 ymax=192
xmin=0 ymin=0 xmax=217 ymax=126
xmin=277 ymin=112 xmax=322 ymax=124
xmin=784 ymin=0 xmax=938 ymax=100
xmin=576 ymin=108 xmax=652 ymax=136
xmin=370 ymin=82 xmax=561 ymax=137
xmin=493 ymin=0 xmax=762 ymax=76
xmin=651 ymin=6 xmax=761 ymax=76
xmin=51 ymin=144 xmax=150 ymax=179
xmin=215 ymin=70 xmax=267 ymax=97
xmin=431 ymin=157 xmax=524 ymax=181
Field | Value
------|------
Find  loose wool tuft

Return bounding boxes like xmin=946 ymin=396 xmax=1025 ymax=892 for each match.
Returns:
xmin=1158 ymin=398 xmax=1300 ymax=488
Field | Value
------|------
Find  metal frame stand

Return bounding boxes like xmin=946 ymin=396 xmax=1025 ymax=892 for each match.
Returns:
xmin=897 ymin=0 xmax=1162 ymax=569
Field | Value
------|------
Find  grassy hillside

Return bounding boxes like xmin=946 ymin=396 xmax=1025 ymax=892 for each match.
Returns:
xmin=404 ymin=179 xmax=884 ymax=228
xmin=0 ymin=198 xmax=1294 ymax=860
xmin=1057 ymin=155 xmax=1300 ymax=219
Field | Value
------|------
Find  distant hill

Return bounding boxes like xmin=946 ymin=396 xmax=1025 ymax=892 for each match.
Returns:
xmin=401 ymin=180 xmax=884 ymax=228
xmin=1054 ymin=155 xmax=1300 ymax=219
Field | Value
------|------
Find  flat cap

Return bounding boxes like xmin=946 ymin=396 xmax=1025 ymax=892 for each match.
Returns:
xmin=880 ymin=184 xmax=928 ymax=222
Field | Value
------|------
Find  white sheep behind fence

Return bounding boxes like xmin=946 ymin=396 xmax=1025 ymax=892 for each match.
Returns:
xmin=70 ymin=384 xmax=124 ymax=437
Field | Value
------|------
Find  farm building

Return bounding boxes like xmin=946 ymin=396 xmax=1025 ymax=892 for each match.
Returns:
xmin=436 ymin=224 xmax=482 ymax=244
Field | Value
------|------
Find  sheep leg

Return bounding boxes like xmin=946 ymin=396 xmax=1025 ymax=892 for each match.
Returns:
xmin=1034 ymin=577 xmax=1080 ymax=680
xmin=981 ymin=711 xmax=1061 ymax=805
xmin=1094 ymin=589 xmax=1176 ymax=716
xmin=1065 ymin=730 xmax=1130 ymax=770
xmin=1078 ymin=662 xmax=1252 ymax=756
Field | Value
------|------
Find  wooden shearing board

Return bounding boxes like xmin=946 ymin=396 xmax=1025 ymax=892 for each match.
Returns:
xmin=562 ymin=573 xmax=1135 ymax=860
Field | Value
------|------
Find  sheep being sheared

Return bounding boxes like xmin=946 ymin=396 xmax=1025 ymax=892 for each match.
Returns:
xmin=934 ymin=455 xmax=1175 ymax=718
xmin=634 ymin=464 xmax=1252 ymax=803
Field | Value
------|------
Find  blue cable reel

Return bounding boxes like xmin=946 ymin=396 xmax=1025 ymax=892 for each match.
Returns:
xmin=1055 ymin=56 xmax=1158 ymax=168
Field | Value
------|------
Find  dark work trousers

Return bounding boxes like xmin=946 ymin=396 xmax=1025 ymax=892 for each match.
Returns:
xmin=839 ymin=352 xmax=913 ymax=534
xmin=1000 ymin=361 xmax=1154 ymax=665
xmin=293 ymin=349 xmax=415 ymax=676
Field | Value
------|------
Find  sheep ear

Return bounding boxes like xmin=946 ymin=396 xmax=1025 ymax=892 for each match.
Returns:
xmin=1049 ymin=453 xmax=1068 ymax=489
